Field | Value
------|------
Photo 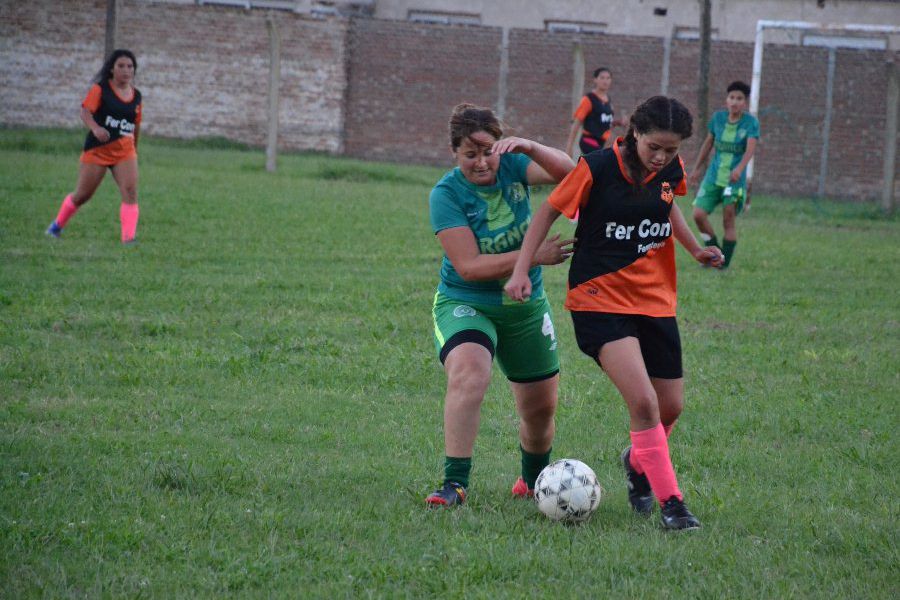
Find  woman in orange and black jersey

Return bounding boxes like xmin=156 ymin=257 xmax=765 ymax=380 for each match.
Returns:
xmin=565 ymin=67 xmax=628 ymax=158
xmin=508 ymin=96 xmax=724 ymax=531
xmin=46 ymin=49 xmax=142 ymax=244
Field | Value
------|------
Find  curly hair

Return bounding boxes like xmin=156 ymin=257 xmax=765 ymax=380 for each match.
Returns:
xmin=448 ymin=103 xmax=502 ymax=151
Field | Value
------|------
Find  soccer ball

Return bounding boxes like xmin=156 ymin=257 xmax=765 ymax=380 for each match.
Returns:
xmin=534 ymin=459 xmax=602 ymax=523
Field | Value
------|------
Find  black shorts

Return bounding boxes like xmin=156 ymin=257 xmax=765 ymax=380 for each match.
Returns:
xmin=570 ymin=311 xmax=683 ymax=379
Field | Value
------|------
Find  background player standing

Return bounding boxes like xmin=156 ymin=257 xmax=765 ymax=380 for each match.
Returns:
xmin=45 ymin=49 xmax=143 ymax=244
xmin=565 ymin=67 xmax=627 ymax=158
xmin=688 ymin=81 xmax=759 ymax=268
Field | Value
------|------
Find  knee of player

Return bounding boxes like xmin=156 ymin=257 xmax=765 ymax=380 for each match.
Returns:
xmin=446 ymin=360 xmax=492 ymax=396
xmin=627 ymin=392 xmax=660 ymax=421
xmin=122 ymin=187 xmax=138 ymax=203
xmin=526 ymin=403 xmax=557 ymax=426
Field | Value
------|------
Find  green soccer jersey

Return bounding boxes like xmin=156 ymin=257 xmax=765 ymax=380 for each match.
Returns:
xmin=704 ymin=110 xmax=760 ymax=188
xmin=429 ymin=153 xmax=541 ymax=305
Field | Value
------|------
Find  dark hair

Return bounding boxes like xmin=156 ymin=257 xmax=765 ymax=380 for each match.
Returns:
xmin=727 ymin=80 xmax=751 ymax=97
xmin=622 ymin=96 xmax=693 ymax=183
xmin=593 ymin=67 xmax=611 ymax=78
xmin=449 ymin=103 xmax=503 ymax=151
xmin=93 ymin=49 xmax=137 ymax=84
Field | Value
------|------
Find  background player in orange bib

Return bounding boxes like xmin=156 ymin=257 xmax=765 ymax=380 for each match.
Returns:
xmin=565 ymin=67 xmax=628 ymax=158
xmin=507 ymin=96 xmax=722 ymax=530
xmin=45 ymin=49 xmax=142 ymax=244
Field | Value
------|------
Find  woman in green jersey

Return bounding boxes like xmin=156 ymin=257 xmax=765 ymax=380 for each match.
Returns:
xmin=425 ymin=103 xmax=575 ymax=507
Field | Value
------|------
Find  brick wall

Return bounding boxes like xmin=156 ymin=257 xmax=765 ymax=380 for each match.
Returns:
xmin=2 ymin=2 xmax=897 ymax=200
xmin=343 ymin=18 xmax=502 ymax=165
xmin=0 ymin=0 xmax=348 ymax=152
xmin=344 ymin=20 xmax=897 ymax=201
xmin=504 ymin=30 xmax=665 ymax=151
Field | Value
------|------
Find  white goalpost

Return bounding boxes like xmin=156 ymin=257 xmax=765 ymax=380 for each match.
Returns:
xmin=748 ymin=20 xmax=900 ymax=211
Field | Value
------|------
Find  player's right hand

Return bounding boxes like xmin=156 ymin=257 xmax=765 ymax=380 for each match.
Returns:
xmin=92 ymin=127 xmax=110 ymax=143
xmin=535 ymin=233 xmax=575 ymax=266
xmin=504 ymin=271 xmax=532 ymax=303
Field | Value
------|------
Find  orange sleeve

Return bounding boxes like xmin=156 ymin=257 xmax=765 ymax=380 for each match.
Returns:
xmin=548 ymin=158 xmax=593 ymax=219
xmin=573 ymin=96 xmax=592 ymax=122
xmin=674 ymin=157 xmax=687 ymax=195
xmin=82 ymin=84 xmax=102 ymax=113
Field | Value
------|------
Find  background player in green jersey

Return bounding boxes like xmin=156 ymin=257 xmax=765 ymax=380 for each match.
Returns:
xmin=689 ymin=81 xmax=760 ymax=268
xmin=425 ymin=103 xmax=575 ymax=507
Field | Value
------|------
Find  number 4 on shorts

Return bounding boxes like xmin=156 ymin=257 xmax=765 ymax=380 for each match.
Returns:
xmin=542 ymin=313 xmax=556 ymax=343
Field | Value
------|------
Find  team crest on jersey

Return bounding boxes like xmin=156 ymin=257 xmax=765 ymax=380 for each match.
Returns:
xmin=738 ymin=129 xmax=747 ymax=140
xmin=660 ymin=182 xmax=674 ymax=203
xmin=453 ymin=305 xmax=477 ymax=318
xmin=505 ymin=182 xmax=527 ymax=203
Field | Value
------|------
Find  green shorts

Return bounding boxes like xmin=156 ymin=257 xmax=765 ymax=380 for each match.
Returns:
xmin=432 ymin=292 xmax=560 ymax=382
xmin=693 ymin=180 xmax=746 ymax=215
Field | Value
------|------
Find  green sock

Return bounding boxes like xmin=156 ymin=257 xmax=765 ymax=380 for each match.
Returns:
xmin=520 ymin=445 xmax=551 ymax=489
xmin=444 ymin=456 xmax=471 ymax=488
xmin=703 ymin=235 xmax=719 ymax=248
xmin=722 ymin=239 xmax=737 ymax=268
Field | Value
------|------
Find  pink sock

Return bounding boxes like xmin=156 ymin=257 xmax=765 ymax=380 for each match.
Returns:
xmin=664 ymin=420 xmax=677 ymax=438
xmin=630 ymin=423 xmax=682 ymax=504
xmin=55 ymin=194 xmax=79 ymax=228
xmin=120 ymin=202 xmax=139 ymax=242
xmin=629 ymin=420 xmax=677 ymax=474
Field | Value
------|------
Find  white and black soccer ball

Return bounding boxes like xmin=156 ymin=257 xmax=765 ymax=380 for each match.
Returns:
xmin=534 ymin=459 xmax=602 ymax=523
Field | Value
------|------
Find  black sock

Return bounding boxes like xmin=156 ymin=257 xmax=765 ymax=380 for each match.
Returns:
xmin=703 ymin=235 xmax=719 ymax=248
xmin=722 ymin=239 xmax=737 ymax=267
xmin=443 ymin=456 xmax=471 ymax=488
xmin=520 ymin=445 xmax=551 ymax=489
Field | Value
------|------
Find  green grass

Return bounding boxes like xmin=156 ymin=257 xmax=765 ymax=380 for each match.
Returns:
xmin=1 ymin=128 xmax=898 ymax=598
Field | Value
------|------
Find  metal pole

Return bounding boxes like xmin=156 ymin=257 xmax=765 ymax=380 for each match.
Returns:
xmin=882 ymin=60 xmax=898 ymax=214
xmin=817 ymin=48 xmax=836 ymax=198
xmin=497 ymin=27 xmax=509 ymax=121
xmin=266 ymin=16 xmax=281 ymax=173
xmin=747 ymin=21 xmax=765 ymax=184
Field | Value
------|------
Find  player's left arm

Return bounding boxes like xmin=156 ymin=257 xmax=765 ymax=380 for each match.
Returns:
xmin=730 ymin=137 xmax=757 ymax=183
xmin=492 ymin=137 xmax=575 ymax=184
xmin=134 ymin=103 xmax=142 ymax=147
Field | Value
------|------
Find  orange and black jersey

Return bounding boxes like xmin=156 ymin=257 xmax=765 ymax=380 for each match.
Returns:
xmin=574 ymin=93 xmax=615 ymax=144
xmin=548 ymin=139 xmax=688 ymax=317
xmin=83 ymin=80 xmax=142 ymax=151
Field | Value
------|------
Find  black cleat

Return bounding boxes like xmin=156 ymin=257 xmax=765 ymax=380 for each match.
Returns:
xmin=425 ymin=481 xmax=467 ymax=507
xmin=621 ymin=446 xmax=654 ymax=515
xmin=660 ymin=497 xmax=701 ymax=531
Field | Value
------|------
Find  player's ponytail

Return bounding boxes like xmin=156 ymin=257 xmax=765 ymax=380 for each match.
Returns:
xmin=621 ymin=96 xmax=693 ymax=184
xmin=449 ymin=103 xmax=503 ymax=150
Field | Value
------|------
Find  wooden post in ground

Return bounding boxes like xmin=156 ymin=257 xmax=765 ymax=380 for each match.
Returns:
xmin=697 ymin=0 xmax=712 ymax=132
xmin=266 ymin=16 xmax=281 ymax=173
xmin=104 ymin=0 xmax=118 ymax=58
xmin=882 ymin=59 xmax=898 ymax=214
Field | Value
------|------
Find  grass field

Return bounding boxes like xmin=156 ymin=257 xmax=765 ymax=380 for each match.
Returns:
xmin=1 ymin=128 xmax=898 ymax=598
